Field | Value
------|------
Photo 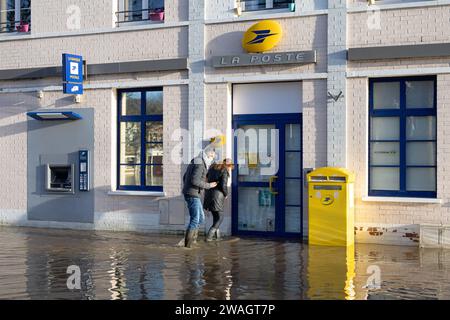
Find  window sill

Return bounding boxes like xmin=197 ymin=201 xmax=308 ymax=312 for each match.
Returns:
xmin=362 ymin=196 xmax=442 ymax=204
xmin=348 ymin=0 xmax=449 ymax=13
xmin=0 ymin=32 xmax=31 ymax=40
xmin=241 ymin=8 xmax=293 ymax=16
xmin=115 ymin=20 xmax=164 ymax=28
xmin=108 ymin=190 xmax=166 ymax=197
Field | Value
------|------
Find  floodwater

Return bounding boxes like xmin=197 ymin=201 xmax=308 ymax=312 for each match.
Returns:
xmin=0 ymin=226 xmax=449 ymax=300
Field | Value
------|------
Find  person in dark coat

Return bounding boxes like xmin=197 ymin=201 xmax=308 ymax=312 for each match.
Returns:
xmin=203 ymin=158 xmax=234 ymax=241
xmin=182 ymin=147 xmax=217 ymax=248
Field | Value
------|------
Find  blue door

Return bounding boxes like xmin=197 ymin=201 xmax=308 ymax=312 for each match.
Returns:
xmin=232 ymin=113 xmax=302 ymax=238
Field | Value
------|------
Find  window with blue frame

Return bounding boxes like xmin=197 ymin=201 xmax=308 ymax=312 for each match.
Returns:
xmin=118 ymin=88 xmax=163 ymax=191
xmin=369 ymin=76 xmax=437 ymax=198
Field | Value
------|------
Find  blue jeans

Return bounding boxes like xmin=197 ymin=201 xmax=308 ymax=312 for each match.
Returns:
xmin=184 ymin=196 xmax=205 ymax=230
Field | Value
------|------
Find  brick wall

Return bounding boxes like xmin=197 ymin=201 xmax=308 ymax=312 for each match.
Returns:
xmin=205 ymin=15 xmax=328 ymax=76
xmin=347 ymin=74 xmax=450 ymax=244
xmin=302 ymin=79 xmax=328 ymax=234
xmin=0 ymin=26 xmax=188 ymax=69
xmin=348 ymin=5 xmax=450 ymax=48
xmin=29 ymin=0 xmax=188 ymax=34
xmin=31 ymin=0 xmax=114 ymax=33
xmin=0 ymin=93 xmax=33 ymax=211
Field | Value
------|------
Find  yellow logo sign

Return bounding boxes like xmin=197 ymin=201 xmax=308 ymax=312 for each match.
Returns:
xmin=321 ymin=194 xmax=334 ymax=206
xmin=242 ymin=20 xmax=283 ymax=53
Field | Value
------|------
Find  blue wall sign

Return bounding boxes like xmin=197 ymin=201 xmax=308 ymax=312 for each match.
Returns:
xmin=63 ymin=83 xmax=83 ymax=95
xmin=62 ymin=53 xmax=83 ymax=94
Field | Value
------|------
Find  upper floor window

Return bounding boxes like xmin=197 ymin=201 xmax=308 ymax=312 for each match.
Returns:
xmin=369 ymin=76 xmax=437 ymax=198
xmin=116 ymin=0 xmax=164 ymax=27
xmin=118 ymin=88 xmax=163 ymax=191
xmin=238 ymin=0 xmax=295 ymax=12
xmin=0 ymin=0 xmax=31 ymax=34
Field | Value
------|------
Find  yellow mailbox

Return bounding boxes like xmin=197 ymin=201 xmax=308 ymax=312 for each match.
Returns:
xmin=307 ymin=167 xmax=355 ymax=247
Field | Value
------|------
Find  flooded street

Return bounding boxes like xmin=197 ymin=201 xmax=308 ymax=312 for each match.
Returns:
xmin=0 ymin=226 xmax=449 ymax=300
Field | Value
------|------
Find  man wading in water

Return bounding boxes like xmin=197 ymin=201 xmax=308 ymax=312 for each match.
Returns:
xmin=182 ymin=146 xmax=217 ymax=248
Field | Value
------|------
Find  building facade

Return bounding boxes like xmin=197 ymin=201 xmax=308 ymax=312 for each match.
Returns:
xmin=0 ymin=0 xmax=450 ymax=246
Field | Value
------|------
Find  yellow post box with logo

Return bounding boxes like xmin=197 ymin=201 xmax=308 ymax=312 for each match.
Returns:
xmin=307 ymin=167 xmax=355 ymax=247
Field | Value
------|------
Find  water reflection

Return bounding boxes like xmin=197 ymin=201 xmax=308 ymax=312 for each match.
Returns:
xmin=0 ymin=226 xmax=449 ymax=300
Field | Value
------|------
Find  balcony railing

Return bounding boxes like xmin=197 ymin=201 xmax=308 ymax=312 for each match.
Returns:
xmin=0 ymin=7 xmax=31 ymax=34
xmin=239 ymin=0 xmax=295 ymax=12
xmin=0 ymin=20 xmax=31 ymax=34
xmin=115 ymin=8 xmax=165 ymax=27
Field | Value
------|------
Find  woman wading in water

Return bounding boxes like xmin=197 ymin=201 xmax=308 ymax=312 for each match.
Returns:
xmin=203 ymin=158 xmax=233 ymax=242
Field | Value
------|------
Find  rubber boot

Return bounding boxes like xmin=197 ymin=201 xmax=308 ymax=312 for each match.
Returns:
xmin=184 ymin=229 xmax=196 ymax=248
xmin=206 ymin=227 xmax=217 ymax=242
xmin=214 ymin=229 xmax=221 ymax=241
xmin=193 ymin=229 xmax=199 ymax=244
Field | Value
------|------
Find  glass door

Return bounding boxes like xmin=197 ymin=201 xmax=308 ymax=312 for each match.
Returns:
xmin=232 ymin=114 xmax=302 ymax=237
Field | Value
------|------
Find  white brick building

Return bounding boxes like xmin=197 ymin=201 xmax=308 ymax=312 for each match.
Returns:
xmin=0 ymin=0 xmax=449 ymax=246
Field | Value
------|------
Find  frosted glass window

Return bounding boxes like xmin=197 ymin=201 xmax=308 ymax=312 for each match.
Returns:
xmin=369 ymin=77 xmax=436 ymax=197
xmin=286 ymin=152 xmax=301 ymax=178
xmin=406 ymin=116 xmax=436 ymax=140
xmin=373 ymin=82 xmax=400 ymax=109
xmin=370 ymin=168 xmax=400 ymax=191
xmin=238 ymin=187 xmax=276 ymax=232
xmin=285 ymin=180 xmax=301 ymax=206
xmin=285 ymin=124 xmax=301 ymax=151
xmin=406 ymin=142 xmax=436 ymax=166
xmin=285 ymin=207 xmax=301 ymax=233
xmin=370 ymin=142 xmax=400 ymax=166
xmin=371 ymin=117 xmax=400 ymax=140
xmin=406 ymin=81 xmax=434 ymax=109
xmin=407 ymin=168 xmax=436 ymax=192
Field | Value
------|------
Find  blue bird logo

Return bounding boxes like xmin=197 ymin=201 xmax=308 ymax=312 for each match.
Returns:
xmin=247 ymin=29 xmax=278 ymax=45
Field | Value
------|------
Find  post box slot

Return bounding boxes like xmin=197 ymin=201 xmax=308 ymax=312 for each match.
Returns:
xmin=310 ymin=176 xmax=327 ymax=181
xmin=329 ymin=176 xmax=346 ymax=182
xmin=313 ymin=185 xmax=342 ymax=190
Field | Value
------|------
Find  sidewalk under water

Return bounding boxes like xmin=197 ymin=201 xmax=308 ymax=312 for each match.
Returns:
xmin=0 ymin=226 xmax=449 ymax=300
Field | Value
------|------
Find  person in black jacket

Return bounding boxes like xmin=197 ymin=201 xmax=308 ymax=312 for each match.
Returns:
xmin=203 ymin=158 xmax=234 ymax=242
xmin=182 ymin=147 xmax=217 ymax=248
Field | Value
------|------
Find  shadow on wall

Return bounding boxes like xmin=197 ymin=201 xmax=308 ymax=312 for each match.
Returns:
xmin=206 ymin=31 xmax=245 ymax=57
xmin=0 ymin=93 xmax=78 ymax=138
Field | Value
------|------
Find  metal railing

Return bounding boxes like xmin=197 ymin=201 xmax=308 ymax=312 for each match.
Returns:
xmin=239 ymin=0 xmax=295 ymax=12
xmin=115 ymin=8 xmax=164 ymax=27
xmin=0 ymin=20 xmax=31 ymax=34
xmin=0 ymin=7 xmax=31 ymax=34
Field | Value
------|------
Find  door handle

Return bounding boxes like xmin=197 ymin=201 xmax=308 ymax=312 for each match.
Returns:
xmin=269 ymin=176 xmax=279 ymax=195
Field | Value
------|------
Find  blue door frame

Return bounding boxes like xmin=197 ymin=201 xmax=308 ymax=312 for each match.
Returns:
xmin=232 ymin=113 xmax=303 ymax=238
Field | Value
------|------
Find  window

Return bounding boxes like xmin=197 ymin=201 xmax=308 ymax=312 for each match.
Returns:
xmin=116 ymin=0 xmax=164 ymax=26
xmin=0 ymin=0 xmax=30 ymax=33
xmin=118 ymin=88 xmax=163 ymax=191
xmin=369 ymin=76 xmax=437 ymax=198
xmin=239 ymin=0 xmax=295 ymax=12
